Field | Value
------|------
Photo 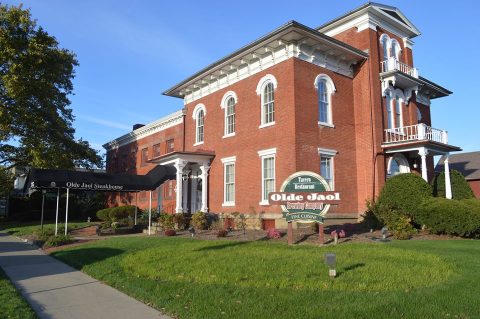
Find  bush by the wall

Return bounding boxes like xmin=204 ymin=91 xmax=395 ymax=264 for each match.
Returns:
xmin=43 ymin=234 xmax=73 ymax=248
xmin=191 ymin=211 xmax=208 ymax=230
xmin=376 ymin=173 xmax=432 ymax=218
xmin=159 ymin=214 xmax=175 ymax=231
xmin=96 ymin=206 xmax=138 ymax=223
xmin=416 ymin=197 xmax=480 ymax=238
xmin=432 ymin=169 xmax=475 ymax=200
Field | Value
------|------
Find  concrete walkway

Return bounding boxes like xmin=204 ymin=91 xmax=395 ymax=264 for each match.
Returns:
xmin=0 ymin=232 xmax=169 ymax=319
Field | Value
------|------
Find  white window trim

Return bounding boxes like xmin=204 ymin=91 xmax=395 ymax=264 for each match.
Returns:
xmin=221 ymin=156 xmax=236 ymax=206
xmin=387 ymin=153 xmax=410 ymax=178
xmin=257 ymin=74 xmax=278 ymax=128
xmin=258 ymin=148 xmax=276 ymax=205
xmin=319 ymin=148 xmax=337 ymax=191
xmin=380 ymin=33 xmax=402 ymax=60
xmin=192 ymin=104 xmax=206 ymax=145
xmin=314 ymin=74 xmax=336 ymax=127
xmin=221 ymin=91 xmax=237 ymax=138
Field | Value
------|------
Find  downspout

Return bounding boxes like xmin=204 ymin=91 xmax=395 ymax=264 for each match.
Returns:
xmin=182 ymin=108 xmax=186 ymax=152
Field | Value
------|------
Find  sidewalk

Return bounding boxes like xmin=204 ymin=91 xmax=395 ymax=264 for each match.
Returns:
xmin=0 ymin=232 xmax=170 ymax=319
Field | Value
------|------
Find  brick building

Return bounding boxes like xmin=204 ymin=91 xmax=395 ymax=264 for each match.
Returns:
xmin=103 ymin=3 xmax=461 ymax=227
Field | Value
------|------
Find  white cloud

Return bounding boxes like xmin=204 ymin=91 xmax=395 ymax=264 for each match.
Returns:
xmin=76 ymin=114 xmax=131 ymax=131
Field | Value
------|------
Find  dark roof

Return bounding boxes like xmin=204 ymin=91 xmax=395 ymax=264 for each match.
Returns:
xmin=163 ymin=20 xmax=368 ymax=97
xmin=436 ymin=151 xmax=480 ymax=180
xmin=24 ymin=165 xmax=176 ymax=193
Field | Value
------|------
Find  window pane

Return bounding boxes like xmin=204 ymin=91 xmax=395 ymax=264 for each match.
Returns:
xmin=226 ymin=98 xmax=235 ymax=134
xmin=197 ymin=110 xmax=204 ymax=143
xmin=263 ymin=156 xmax=275 ymax=200
xmin=225 ymin=163 xmax=235 ymax=202
xmin=318 ymin=80 xmax=329 ymax=123
xmin=320 ymin=156 xmax=333 ymax=188
xmin=386 ymin=95 xmax=393 ymax=129
xmin=395 ymin=96 xmax=401 ymax=128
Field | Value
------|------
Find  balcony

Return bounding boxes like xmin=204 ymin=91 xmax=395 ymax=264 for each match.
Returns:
xmin=384 ymin=123 xmax=448 ymax=145
xmin=380 ymin=57 xmax=418 ymax=78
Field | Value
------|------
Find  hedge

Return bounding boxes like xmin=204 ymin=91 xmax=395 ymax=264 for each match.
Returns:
xmin=416 ymin=198 xmax=480 ymax=238
xmin=96 ymin=205 xmax=138 ymax=222
xmin=376 ymin=173 xmax=432 ymax=218
xmin=432 ymin=169 xmax=475 ymax=199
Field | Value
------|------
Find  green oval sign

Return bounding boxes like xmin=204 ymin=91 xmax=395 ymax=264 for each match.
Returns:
xmin=268 ymin=171 xmax=341 ymax=223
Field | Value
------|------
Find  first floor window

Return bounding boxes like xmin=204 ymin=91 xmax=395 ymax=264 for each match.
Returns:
xmin=262 ymin=156 xmax=275 ymax=201
xmin=224 ymin=162 xmax=235 ymax=204
xmin=319 ymin=149 xmax=336 ymax=190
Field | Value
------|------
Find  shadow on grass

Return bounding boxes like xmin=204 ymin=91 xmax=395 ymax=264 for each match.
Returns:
xmin=195 ymin=241 xmax=251 ymax=251
xmin=337 ymin=263 xmax=366 ymax=277
xmin=51 ymin=247 xmax=125 ymax=269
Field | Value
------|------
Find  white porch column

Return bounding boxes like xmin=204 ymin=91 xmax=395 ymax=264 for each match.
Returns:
xmin=174 ymin=160 xmax=186 ymax=213
xmin=444 ymin=153 xmax=452 ymax=199
xmin=199 ymin=163 xmax=210 ymax=212
xmin=419 ymin=148 xmax=428 ymax=182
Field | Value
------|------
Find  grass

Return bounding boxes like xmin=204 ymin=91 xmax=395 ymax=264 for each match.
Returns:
xmin=0 ymin=268 xmax=37 ymax=319
xmin=0 ymin=221 xmax=91 ymax=236
xmin=52 ymin=237 xmax=480 ymax=319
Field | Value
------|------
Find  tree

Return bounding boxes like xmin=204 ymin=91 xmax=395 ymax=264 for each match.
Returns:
xmin=0 ymin=4 xmax=102 ymax=171
xmin=432 ymin=169 xmax=475 ymax=200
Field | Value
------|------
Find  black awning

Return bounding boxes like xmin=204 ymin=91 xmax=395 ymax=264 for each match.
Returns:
xmin=25 ymin=165 xmax=176 ymax=192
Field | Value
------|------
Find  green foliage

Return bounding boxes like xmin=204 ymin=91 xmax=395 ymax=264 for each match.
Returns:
xmin=432 ymin=169 xmax=475 ymax=200
xmin=43 ymin=234 xmax=73 ymax=248
xmin=0 ymin=169 xmax=14 ymax=196
xmin=158 ymin=214 xmax=175 ymax=231
xmin=173 ymin=213 xmax=185 ymax=230
xmin=0 ymin=4 xmax=102 ymax=170
xmin=360 ymin=200 xmax=382 ymax=230
xmin=236 ymin=213 xmax=247 ymax=234
xmin=376 ymin=173 xmax=432 ymax=218
xmin=191 ymin=211 xmax=208 ymax=230
xmin=416 ymin=198 xmax=480 ymax=238
xmin=96 ymin=206 xmax=137 ymax=223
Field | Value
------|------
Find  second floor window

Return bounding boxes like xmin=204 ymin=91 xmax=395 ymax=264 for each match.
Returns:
xmin=315 ymin=74 xmax=335 ymax=126
xmin=196 ymin=110 xmax=205 ymax=144
xmin=395 ymin=95 xmax=402 ymax=128
xmin=166 ymin=139 xmax=174 ymax=153
xmin=141 ymin=148 xmax=148 ymax=166
xmin=225 ymin=97 xmax=236 ymax=135
xmin=153 ymin=143 xmax=161 ymax=158
xmin=262 ymin=82 xmax=275 ymax=125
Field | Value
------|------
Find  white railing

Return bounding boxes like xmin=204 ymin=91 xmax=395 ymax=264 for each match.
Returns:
xmin=380 ymin=57 xmax=419 ymax=78
xmin=384 ymin=123 xmax=448 ymax=144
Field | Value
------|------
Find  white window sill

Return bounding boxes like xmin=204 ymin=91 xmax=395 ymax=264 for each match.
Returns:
xmin=318 ymin=122 xmax=335 ymax=128
xmin=223 ymin=133 xmax=236 ymax=139
xmin=193 ymin=141 xmax=204 ymax=146
xmin=259 ymin=121 xmax=275 ymax=129
xmin=259 ymin=200 xmax=271 ymax=206
xmin=222 ymin=202 xmax=235 ymax=207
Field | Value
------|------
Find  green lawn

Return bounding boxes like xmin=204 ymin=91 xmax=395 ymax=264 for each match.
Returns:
xmin=52 ymin=237 xmax=480 ymax=319
xmin=0 ymin=268 xmax=37 ymax=319
xmin=0 ymin=221 xmax=91 ymax=236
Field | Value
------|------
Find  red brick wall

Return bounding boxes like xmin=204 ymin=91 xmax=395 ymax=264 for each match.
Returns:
xmin=469 ymin=180 xmax=480 ymax=198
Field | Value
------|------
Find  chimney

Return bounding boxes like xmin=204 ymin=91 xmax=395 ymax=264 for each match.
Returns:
xmin=133 ymin=124 xmax=145 ymax=131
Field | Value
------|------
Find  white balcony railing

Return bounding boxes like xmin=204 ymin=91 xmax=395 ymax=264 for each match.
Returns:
xmin=380 ymin=57 xmax=419 ymax=78
xmin=384 ymin=123 xmax=448 ymax=144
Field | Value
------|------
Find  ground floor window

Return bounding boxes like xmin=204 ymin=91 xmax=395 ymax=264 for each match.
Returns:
xmin=258 ymin=148 xmax=276 ymax=204
xmin=387 ymin=153 xmax=410 ymax=178
xmin=319 ymin=148 xmax=337 ymax=190
xmin=222 ymin=156 xmax=236 ymax=206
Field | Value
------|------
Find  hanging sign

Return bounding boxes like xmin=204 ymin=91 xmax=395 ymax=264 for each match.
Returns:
xmin=269 ymin=171 xmax=340 ymax=223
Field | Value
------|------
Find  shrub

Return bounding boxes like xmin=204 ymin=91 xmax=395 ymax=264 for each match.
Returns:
xmin=159 ymin=214 xmax=175 ymax=231
xmin=96 ymin=208 xmax=110 ymax=221
xmin=217 ymin=229 xmax=228 ymax=237
xmin=235 ymin=213 xmax=247 ymax=234
xmin=43 ymin=234 xmax=73 ymax=248
xmin=416 ymin=197 xmax=480 ymax=238
xmin=164 ymin=229 xmax=176 ymax=237
xmin=266 ymin=228 xmax=281 ymax=239
xmin=376 ymin=173 xmax=432 ymax=219
xmin=191 ymin=211 xmax=208 ymax=230
xmin=173 ymin=213 xmax=186 ymax=230
xmin=432 ymin=169 xmax=475 ymax=200
xmin=360 ymin=200 xmax=382 ymax=230
xmin=33 ymin=228 xmax=55 ymax=242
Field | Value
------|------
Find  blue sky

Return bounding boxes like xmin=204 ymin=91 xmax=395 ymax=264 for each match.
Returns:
xmin=4 ymin=0 xmax=480 ymax=156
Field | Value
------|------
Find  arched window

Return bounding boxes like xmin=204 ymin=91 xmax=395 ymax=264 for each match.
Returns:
xmin=387 ymin=154 xmax=410 ymax=178
xmin=381 ymin=35 xmax=389 ymax=61
xmin=192 ymin=103 xmax=206 ymax=145
xmin=221 ymin=91 xmax=237 ymax=137
xmin=256 ymin=74 xmax=278 ymax=128
xmin=196 ymin=110 xmax=204 ymax=144
xmin=263 ymin=83 xmax=274 ymax=124
xmin=391 ymin=39 xmax=401 ymax=60
xmin=314 ymin=74 xmax=336 ymax=126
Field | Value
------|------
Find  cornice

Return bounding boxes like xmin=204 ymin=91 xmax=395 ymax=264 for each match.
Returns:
xmin=103 ymin=110 xmax=185 ymax=151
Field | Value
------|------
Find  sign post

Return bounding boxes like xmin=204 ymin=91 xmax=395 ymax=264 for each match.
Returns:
xmin=269 ymin=171 xmax=340 ymax=245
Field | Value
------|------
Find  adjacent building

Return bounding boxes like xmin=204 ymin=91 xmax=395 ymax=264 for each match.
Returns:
xmin=103 ymin=2 xmax=461 ymax=227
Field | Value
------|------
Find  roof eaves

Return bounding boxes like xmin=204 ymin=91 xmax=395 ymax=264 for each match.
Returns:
xmin=163 ymin=20 xmax=368 ymax=98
